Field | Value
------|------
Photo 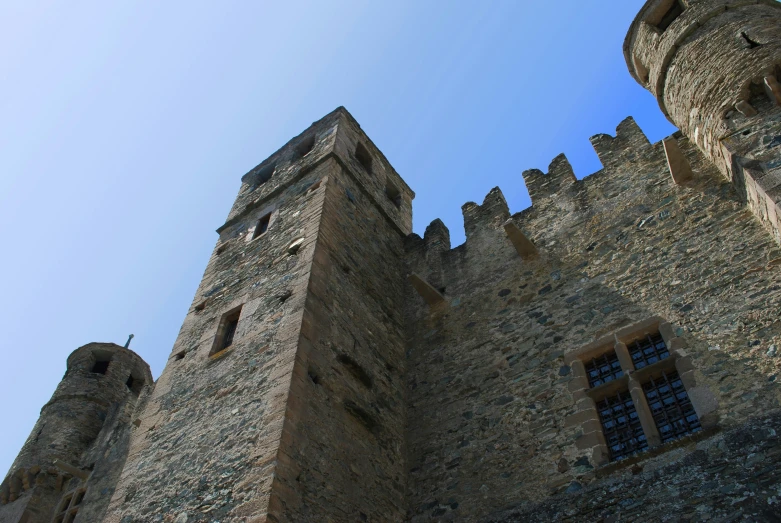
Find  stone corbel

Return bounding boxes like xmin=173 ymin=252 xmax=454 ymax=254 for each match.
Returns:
xmin=408 ymin=273 xmax=446 ymax=307
xmin=503 ymin=220 xmax=538 ymax=259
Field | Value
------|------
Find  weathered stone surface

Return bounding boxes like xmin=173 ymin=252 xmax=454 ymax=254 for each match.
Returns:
xmin=2 ymin=1 xmax=781 ymax=522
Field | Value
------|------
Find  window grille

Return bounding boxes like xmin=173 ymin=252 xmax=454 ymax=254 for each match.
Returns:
xmin=584 ymin=351 xmax=623 ymax=387
xmin=643 ymin=370 xmax=701 ymax=443
xmin=596 ymin=391 xmax=648 ymax=461
xmin=568 ymin=321 xmax=707 ymax=465
xmin=53 ymin=488 xmax=85 ymax=523
xmin=628 ymin=333 xmax=669 ymax=369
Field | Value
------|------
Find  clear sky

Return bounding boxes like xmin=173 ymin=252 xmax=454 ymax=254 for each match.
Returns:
xmin=0 ymin=0 xmax=676 ymax=475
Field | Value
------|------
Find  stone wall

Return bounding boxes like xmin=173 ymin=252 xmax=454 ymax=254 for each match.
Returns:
xmin=625 ymin=0 xmax=781 ymax=247
xmin=484 ymin=410 xmax=781 ymax=522
xmin=266 ymin=116 xmax=412 ymax=521
xmin=101 ymin=117 xmax=338 ymax=522
xmin=403 ymin=119 xmax=781 ymax=521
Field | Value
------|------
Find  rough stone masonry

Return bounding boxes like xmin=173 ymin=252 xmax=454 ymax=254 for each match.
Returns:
xmin=2 ymin=0 xmax=781 ymax=521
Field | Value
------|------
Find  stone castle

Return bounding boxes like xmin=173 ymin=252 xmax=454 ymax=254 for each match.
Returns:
xmin=3 ymin=0 xmax=781 ymax=521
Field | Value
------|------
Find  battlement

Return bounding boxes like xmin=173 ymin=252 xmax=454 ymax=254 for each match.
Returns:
xmin=408 ymin=116 xmax=665 ymax=269
xmin=4 ymin=2 xmax=781 ymax=521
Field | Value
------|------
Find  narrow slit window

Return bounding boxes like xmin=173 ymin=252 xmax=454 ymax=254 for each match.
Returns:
xmin=252 ymin=213 xmax=272 ymax=240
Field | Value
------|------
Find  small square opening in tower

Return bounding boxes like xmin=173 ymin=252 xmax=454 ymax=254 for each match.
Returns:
xmin=252 ymin=213 xmax=272 ymax=240
xmin=91 ymin=357 xmax=111 ymax=375
xmin=211 ymin=306 xmax=243 ymax=356
xmin=294 ymin=135 xmax=316 ymax=159
xmin=655 ymin=0 xmax=684 ymax=33
xmin=255 ymin=163 xmax=276 ymax=186
xmin=385 ymin=183 xmax=402 ymax=209
xmin=355 ymin=143 xmax=372 ymax=173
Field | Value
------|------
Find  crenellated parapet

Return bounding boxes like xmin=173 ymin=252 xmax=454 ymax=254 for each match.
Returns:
xmin=404 ymin=116 xmax=667 ymax=285
xmin=521 ymin=154 xmax=576 ymax=205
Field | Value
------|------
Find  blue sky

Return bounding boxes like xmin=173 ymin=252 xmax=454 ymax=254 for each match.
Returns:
xmin=0 ymin=0 xmax=675 ymax=474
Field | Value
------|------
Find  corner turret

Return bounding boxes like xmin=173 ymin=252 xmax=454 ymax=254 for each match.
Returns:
xmin=0 ymin=343 xmax=151 ymax=523
xmin=625 ymin=0 xmax=781 ymax=241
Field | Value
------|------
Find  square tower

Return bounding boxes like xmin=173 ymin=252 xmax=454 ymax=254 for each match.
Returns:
xmin=103 ymin=108 xmax=414 ymax=522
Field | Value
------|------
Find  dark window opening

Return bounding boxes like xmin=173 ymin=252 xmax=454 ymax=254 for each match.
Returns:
xmin=355 ymin=143 xmax=373 ymax=173
xmin=252 ymin=213 xmax=271 ymax=240
xmin=212 ymin=307 xmax=242 ymax=355
xmin=584 ymin=351 xmax=623 ymax=387
xmin=385 ymin=183 xmax=402 ymax=208
xmin=174 ymin=350 xmax=185 ymax=361
xmin=223 ymin=318 xmax=239 ymax=349
xmin=216 ymin=244 xmax=227 ymax=255
xmin=255 ymin=163 xmax=276 ymax=185
xmin=91 ymin=359 xmax=110 ymax=375
xmin=656 ymin=0 xmax=683 ymax=32
xmin=295 ymin=135 xmax=316 ymax=159
xmin=126 ymin=375 xmax=144 ymax=395
xmin=437 ymin=287 xmax=446 ymax=295
xmin=643 ymin=370 xmax=701 ymax=443
xmin=628 ymin=332 xmax=670 ymax=369
xmin=597 ymin=391 xmax=648 ymax=461
xmin=195 ymin=300 xmax=207 ymax=312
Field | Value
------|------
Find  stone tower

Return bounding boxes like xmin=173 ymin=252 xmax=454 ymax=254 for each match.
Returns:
xmin=625 ymin=0 xmax=781 ymax=240
xmin=0 ymin=343 xmax=151 ymax=523
xmin=99 ymin=108 xmax=415 ymax=522
xmin=4 ymin=1 xmax=781 ymax=521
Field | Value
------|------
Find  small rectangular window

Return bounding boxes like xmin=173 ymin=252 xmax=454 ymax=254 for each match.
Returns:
xmin=252 ymin=213 xmax=271 ymax=240
xmin=211 ymin=306 xmax=243 ymax=356
xmin=584 ymin=351 xmax=623 ymax=387
xmin=385 ymin=183 xmax=402 ymax=209
xmin=355 ymin=143 xmax=373 ymax=173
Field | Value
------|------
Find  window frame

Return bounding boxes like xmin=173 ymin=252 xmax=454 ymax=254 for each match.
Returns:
xmin=564 ymin=317 xmax=706 ymax=466
xmin=209 ymin=305 xmax=244 ymax=358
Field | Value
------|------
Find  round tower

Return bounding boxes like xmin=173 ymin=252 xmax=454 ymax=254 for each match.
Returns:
xmin=0 ymin=342 xmax=151 ymax=519
xmin=624 ymin=0 xmax=781 ymax=174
